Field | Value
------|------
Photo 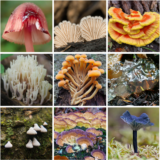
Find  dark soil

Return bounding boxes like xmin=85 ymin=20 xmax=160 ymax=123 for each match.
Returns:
xmin=54 ymin=37 xmax=106 ymax=52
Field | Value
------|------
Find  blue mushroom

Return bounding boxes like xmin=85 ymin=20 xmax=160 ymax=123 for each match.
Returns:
xmin=120 ymin=110 xmax=154 ymax=153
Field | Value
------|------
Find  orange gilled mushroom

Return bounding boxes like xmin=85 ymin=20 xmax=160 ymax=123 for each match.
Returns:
xmin=108 ymin=7 xmax=160 ymax=47
xmin=54 ymin=155 xmax=69 ymax=160
xmin=55 ymin=73 xmax=65 ymax=80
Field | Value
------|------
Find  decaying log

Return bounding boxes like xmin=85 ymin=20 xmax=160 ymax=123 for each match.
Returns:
xmin=111 ymin=0 xmax=121 ymax=8
xmin=121 ymin=0 xmax=131 ymax=14
xmin=132 ymin=0 xmax=144 ymax=14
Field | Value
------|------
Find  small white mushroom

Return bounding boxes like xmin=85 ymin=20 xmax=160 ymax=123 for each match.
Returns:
xmin=27 ymin=127 xmax=37 ymax=135
xmin=40 ymin=125 xmax=47 ymax=132
xmin=5 ymin=141 xmax=13 ymax=148
xmin=32 ymin=138 xmax=40 ymax=147
xmin=26 ymin=139 xmax=33 ymax=148
xmin=34 ymin=123 xmax=41 ymax=131
xmin=43 ymin=122 xmax=48 ymax=126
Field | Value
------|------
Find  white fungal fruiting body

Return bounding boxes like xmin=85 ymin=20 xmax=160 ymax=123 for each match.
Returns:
xmin=81 ymin=143 xmax=87 ymax=150
xmin=32 ymin=138 xmax=40 ymax=146
xmin=54 ymin=21 xmax=82 ymax=48
xmin=26 ymin=139 xmax=33 ymax=148
xmin=80 ymin=16 xmax=106 ymax=41
xmin=43 ymin=122 xmax=48 ymax=126
xmin=40 ymin=125 xmax=47 ymax=132
xmin=34 ymin=123 xmax=41 ymax=131
xmin=5 ymin=141 xmax=13 ymax=148
xmin=2 ymin=55 xmax=52 ymax=105
xmin=27 ymin=127 xmax=37 ymax=135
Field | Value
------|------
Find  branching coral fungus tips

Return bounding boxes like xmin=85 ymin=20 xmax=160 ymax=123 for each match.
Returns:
xmin=55 ymin=54 xmax=104 ymax=105
xmin=2 ymin=3 xmax=51 ymax=52
xmin=2 ymin=55 xmax=52 ymax=105
xmin=54 ymin=21 xmax=82 ymax=48
xmin=80 ymin=16 xmax=106 ymax=41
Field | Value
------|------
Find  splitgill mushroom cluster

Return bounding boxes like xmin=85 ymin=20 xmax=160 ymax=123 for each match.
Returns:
xmin=54 ymin=111 xmax=106 ymax=132
xmin=54 ymin=16 xmax=106 ymax=48
xmin=108 ymin=7 xmax=160 ymax=47
xmin=2 ymin=55 xmax=52 ymax=105
xmin=55 ymin=55 xmax=105 ymax=105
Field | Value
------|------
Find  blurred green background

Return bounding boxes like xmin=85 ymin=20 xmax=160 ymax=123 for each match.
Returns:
xmin=1 ymin=1 xmax=52 ymax=52
xmin=108 ymin=108 xmax=159 ymax=145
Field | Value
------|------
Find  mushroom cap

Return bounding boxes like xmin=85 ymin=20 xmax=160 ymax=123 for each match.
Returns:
xmin=67 ymin=113 xmax=79 ymax=120
xmin=27 ymin=127 xmax=37 ymax=135
xmin=88 ymin=59 xmax=95 ymax=64
xmin=54 ymin=131 xmax=59 ymax=139
xmin=40 ymin=125 xmax=47 ymax=132
xmin=93 ymin=61 xmax=102 ymax=67
xmin=120 ymin=110 xmax=154 ymax=130
xmin=140 ymin=12 xmax=156 ymax=26
xmin=34 ymin=123 xmax=41 ymax=131
xmin=84 ymin=156 xmax=94 ymax=160
xmin=32 ymin=138 xmax=40 ymax=146
xmin=56 ymin=74 xmax=65 ymax=80
xmin=99 ymin=69 xmax=105 ymax=74
xmin=66 ymin=145 xmax=74 ymax=153
xmin=96 ymin=84 xmax=102 ymax=89
xmin=88 ymin=70 xmax=101 ymax=77
xmin=2 ymin=3 xmax=51 ymax=45
xmin=5 ymin=141 xmax=13 ymax=148
xmin=76 ymin=137 xmax=93 ymax=148
xmin=58 ymin=80 xmax=66 ymax=87
xmin=83 ymin=111 xmax=95 ymax=121
xmin=54 ymin=156 xmax=69 ymax=160
xmin=66 ymin=55 xmax=74 ymax=61
xmin=81 ymin=54 xmax=87 ymax=58
xmin=95 ymin=111 xmax=105 ymax=118
xmin=62 ymin=61 xmax=70 ymax=67
xmin=75 ymin=54 xmax=81 ymax=59
xmin=43 ymin=122 xmax=48 ymax=126
xmin=26 ymin=139 xmax=33 ymax=148
xmin=86 ymin=128 xmax=103 ymax=136
xmin=91 ymin=149 xmax=106 ymax=160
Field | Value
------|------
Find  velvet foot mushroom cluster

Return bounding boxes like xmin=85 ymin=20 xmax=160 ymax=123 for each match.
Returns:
xmin=54 ymin=111 xmax=106 ymax=132
xmin=54 ymin=16 xmax=106 ymax=48
xmin=26 ymin=123 xmax=48 ymax=148
xmin=108 ymin=7 xmax=160 ymax=47
xmin=2 ymin=3 xmax=51 ymax=52
xmin=2 ymin=55 xmax=52 ymax=105
xmin=55 ymin=54 xmax=105 ymax=105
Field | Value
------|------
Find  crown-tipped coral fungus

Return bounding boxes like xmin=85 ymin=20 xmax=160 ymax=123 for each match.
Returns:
xmin=121 ymin=110 xmax=154 ymax=153
xmin=2 ymin=55 xmax=52 ymax=105
xmin=55 ymin=54 xmax=104 ymax=105
xmin=108 ymin=7 xmax=160 ymax=47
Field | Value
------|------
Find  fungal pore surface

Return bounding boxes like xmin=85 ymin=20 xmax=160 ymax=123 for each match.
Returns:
xmin=2 ymin=55 xmax=52 ymax=105
xmin=55 ymin=54 xmax=104 ymax=105
xmin=108 ymin=7 xmax=160 ymax=47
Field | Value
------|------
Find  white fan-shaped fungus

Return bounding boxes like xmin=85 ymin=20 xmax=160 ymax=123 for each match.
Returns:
xmin=5 ymin=141 xmax=13 ymax=148
xmin=32 ymin=138 xmax=40 ymax=146
xmin=80 ymin=16 xmax=106 ymax=41
xmin=54 ymin=21 xmax=82 ymax=48
xmin=27 ymin=127 xmax=37 ymax=135
xmin=2 ymin=55 xmax=52 ymax=105
xmin=40 ymin=125 xmax=47 ymax=132
xmin=26 ymin=139 xmax=33 ymax=148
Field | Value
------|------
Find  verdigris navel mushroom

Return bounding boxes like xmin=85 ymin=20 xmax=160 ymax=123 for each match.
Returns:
xmin=120 ymin=110 xmax=154 ymax=153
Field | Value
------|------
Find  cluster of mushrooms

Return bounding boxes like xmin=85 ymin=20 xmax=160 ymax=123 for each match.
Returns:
xmin=2 ymin=55 xmax=52 ymax=105
xmin=55 ymin=54 xmax=104 ymax=105
xmin=54 ymin=16 xmax=106 ymax=48
xmin=4 ymin=122 xmax=47 ymax=149
xmin=54 ymin=111 xmax=106 ymax=132
xmin=108 ymin=7 xmax=160 ymax=47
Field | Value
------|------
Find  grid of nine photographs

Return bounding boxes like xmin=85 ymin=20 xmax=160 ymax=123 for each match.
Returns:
xmin=0 ymin=0 xmax=159 ymax=160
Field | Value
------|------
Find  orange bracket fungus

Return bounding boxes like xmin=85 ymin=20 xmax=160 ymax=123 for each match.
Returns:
xmin=108 ymin=7 xmax=160 ymax=47
xmin=2 ymin=3 xmax=51 ymax=52
xmin=55 ymin=55 xmax=104 ymax=105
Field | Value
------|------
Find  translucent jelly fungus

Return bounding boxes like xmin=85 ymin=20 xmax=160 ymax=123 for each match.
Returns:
xmin=2 ymin=3 xmax=51 ymax=52
xmin=108 ymin=58 xmax=159 ymax=101
xmin=2 ymin=55 xmax=52 ymax=105
xmin=55 ymin=54 xmax=104 ymax=105
xmin=108 ymin=7 xmax=160 ymax=47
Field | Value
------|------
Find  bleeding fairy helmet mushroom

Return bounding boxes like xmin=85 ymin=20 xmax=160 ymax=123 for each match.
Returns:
xmin=91 ymin=149 xmax=106 ymax=160
xmin=120 ymin=110 xmax=154 ymax=153
xmin=2 ymin=3 xmax=51 ymax=52
xmin=5 ymin=141 xmax=13 ymax=148
xmin=26 ymin=139 xmax=33 ymax=148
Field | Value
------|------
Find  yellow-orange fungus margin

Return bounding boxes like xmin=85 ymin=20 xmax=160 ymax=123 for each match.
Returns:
xmin=108 ymin=7 xmax=160 ymax=47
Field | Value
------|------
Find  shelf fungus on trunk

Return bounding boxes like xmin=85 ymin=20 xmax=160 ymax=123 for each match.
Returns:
xmin=108 ymin=7 xmax=160 ymax=47
xmin=120 ymin=110 xmax=154 ymax=153
xmin=55 ymin=54 xmax=104 ymax=105
xmin=2 ymin=55 xmax=52 ymax=105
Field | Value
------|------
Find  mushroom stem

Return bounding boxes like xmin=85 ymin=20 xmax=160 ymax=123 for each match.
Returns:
xmin=24 ymin=26 xmax=34 ymax=52
xmin=133 ymin=130 xmax=138 ymax=153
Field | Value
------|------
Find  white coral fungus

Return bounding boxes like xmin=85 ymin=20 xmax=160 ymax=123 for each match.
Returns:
xmin=2 ymin=55 xmax=52 ymax=105
xmin=54 ymin=21 xmax=82 ymax=48
xmin=80 ymin=16 xmax=106 ymax=41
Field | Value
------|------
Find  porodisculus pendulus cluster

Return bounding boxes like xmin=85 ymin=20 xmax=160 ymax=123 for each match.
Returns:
xmin=2 ymin=55 xmax=52 ymax=105
xmin=108 ymin=7 xmax=160 ymax=47
xmin=54 ymin=16 xmax=106 ymax=48
xmin=55 ymin=54 xmax=105 ymax=105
